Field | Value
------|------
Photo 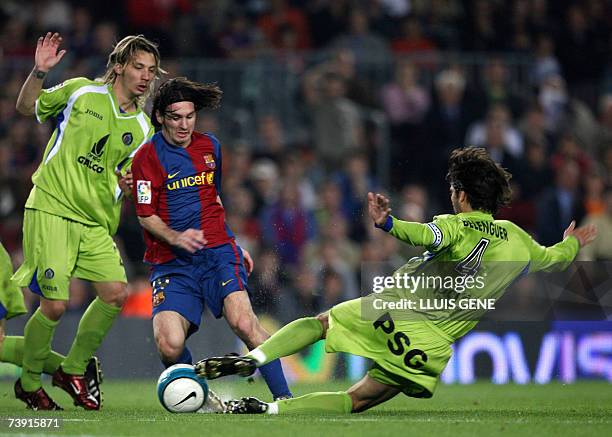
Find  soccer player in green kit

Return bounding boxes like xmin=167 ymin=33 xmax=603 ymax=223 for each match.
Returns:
xmin=0 ymin=242 xmax=86 ymax=397
xmin=196 ymin=147 xmax=597 ymax=414
xmin=11 ymin=32 xmax=163 ymax=410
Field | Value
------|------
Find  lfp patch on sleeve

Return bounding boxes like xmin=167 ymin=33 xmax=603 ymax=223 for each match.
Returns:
xmin=137 ymin=180 xmax=152 ymax=204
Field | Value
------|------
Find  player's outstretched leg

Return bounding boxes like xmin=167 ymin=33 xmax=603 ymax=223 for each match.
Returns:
xmin=224 ymin=375 xmax=400 ymax=415
xmin=0 ymin=336 xmax=65 ymax=374
xmin=196 ymin=315 xmax=326 ymax=379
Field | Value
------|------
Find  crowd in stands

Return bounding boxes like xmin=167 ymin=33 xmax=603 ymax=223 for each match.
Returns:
xmin=0 ymin=0 xmax=610 ymax=320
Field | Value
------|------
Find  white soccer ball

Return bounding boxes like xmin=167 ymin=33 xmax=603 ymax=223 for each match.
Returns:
xmin=157 ymin=364 xmax=209 ymax=413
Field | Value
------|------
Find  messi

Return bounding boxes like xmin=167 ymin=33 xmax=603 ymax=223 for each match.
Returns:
xmin=167 ymin=171 xmax=215 ymax=190
xmin=77 ymin=155 xmax=104 ymax=173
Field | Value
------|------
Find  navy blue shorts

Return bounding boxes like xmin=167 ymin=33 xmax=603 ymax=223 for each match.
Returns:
xmin=150 ymin=242 xmax=249 ymax=333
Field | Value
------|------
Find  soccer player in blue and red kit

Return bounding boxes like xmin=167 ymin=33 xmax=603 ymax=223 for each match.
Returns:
xmin=131 ymin=77 xmax=291 ymax=400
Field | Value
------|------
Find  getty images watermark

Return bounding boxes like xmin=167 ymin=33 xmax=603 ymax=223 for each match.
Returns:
xmin=360 ymin=261 xmax=612 ymax=322
xmin=369 ymin=271 xmax=495 ymax=313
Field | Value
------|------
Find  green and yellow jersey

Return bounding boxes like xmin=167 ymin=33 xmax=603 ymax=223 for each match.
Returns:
xmin=27 ymin=77 xmax=154 ymax=235
xmin=377 ymin=211 xmax=579 ymax=340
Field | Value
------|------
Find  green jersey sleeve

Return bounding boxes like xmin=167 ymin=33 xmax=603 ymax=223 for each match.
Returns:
xmin=35 ymin=77 xmax=92 ymax=123
xmin=382 ymin=214 xmax=459 ymax=252
xmin=519 ymin=229 xmax=580 ymax=273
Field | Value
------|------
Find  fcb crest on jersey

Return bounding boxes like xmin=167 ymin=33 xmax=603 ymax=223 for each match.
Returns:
xmin=204 ymin=154 xmax=216 ymax=169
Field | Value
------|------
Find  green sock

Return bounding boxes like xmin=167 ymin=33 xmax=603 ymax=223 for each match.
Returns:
xmin=0 ymin=336 xmax=64 ymax=374
xmin=21 ymin=308 xmax=60 ymax=391
xmin=61 ymin=297 xmax=120 ymax=375
xmin=246 ymin=317 xmax=324 ymax=365
xmin=271 ymin=392 xmax=352 ymax=414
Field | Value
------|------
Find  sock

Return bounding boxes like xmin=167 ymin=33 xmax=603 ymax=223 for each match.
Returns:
xmin=20 ymin=308 xmax=60 ymax=391
xmin=163 ymin=346 xmax=192 ymax=368
xmin=61 ymin=297 xmax=120 ymax=375
xmin=246 ymin=317 xmax=324 ymax=366
xmin=0 ymin=336 xmax=64 ymax=374
xmin=270 ymin=391 xmax=352 ymax=414
xmin=258 ymin=359 xmax=292 ymax=399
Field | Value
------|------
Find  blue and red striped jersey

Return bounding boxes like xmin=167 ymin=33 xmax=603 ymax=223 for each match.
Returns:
xmin=131 ymin=131 xmax=234 ymax=264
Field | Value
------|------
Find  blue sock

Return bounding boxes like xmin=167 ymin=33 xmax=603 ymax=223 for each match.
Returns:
xmin=162 ymin=347 xmax=192 ymax=368
xmin=258 ymin=359 xmax=292 ymax=399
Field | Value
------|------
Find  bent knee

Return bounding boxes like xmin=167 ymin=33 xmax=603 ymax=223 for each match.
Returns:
xmin=40 ymin=299 xmax=68 ymax=321
xmin=230 ymin=315 xmax=258 ymax=341
xmin=99 ymin=286 xmax=128 ymax=308
xmin=155 ymin=334 xmax=184 ymax=362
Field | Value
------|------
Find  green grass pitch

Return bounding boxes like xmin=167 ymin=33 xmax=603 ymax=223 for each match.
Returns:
xmin=0 ymin=379 xmax=610 ymax=436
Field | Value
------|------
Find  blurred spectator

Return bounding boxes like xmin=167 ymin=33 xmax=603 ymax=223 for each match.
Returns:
xmin=538 ymin=74 xmax=598 ymax=146
xmin=530 ymin=33 xmax=561 ymax=87
xmin=305 ymin=0 xmax=349 ymax=49
xmin=512 ymin=140 xmax=553 ymax=202
xmin=556 ymin=4 xmax=607 ymax=108
xmin=583 ymin=170 xmax=607 ymax=216
xmin=319 ymin=269 xmax=345 ymax=310
xmin=465 ymin=103 xmax=524 ymax=158
xmin=473 ymin=57 xmax=526 ymax=120
xmin=281 ymin=263 xmax=320 ymax=322
xmin=594 ymin=94 xmax=612 ymax=158
xmin=37 ymin=0 xmax=72 ymax=33
xmin=257 ymin=0 xmax=311 ymax=50
xmin=332 ymin=8 xmax=390 ymax=63
xmin=328 ymin=49 xmax=378 ymax=108
xmin=219 ymin=11 xmax=264 ymax=59
xmin=537 ymin=160 xmax=586 ymax=246
xmin=302 ymin=213 xmax=361 ymax=271
xmin=381 ymin=60 xmax=430 ymax=125
xmin=280 ymin=154 xmax=317 ymax=211
xmin=253 ymin=114 xmax=287 ymax=163
xmin=302 ymin=70 xmax=364 ymax=169
xmin=391 ymin=16 xmax=437 ymax=58
xmin=461 ymin=0 xmax=503 ymax=51
xmin=426 ymin=68 xmax=474 ymax=202
xmin=260 ymin=181 xmax=316 ymax=265
xmin=550 ymin=132 xmax=593 ymax=181
xmin=68 ymin=7 xmax=94 ymax=59
xmin=249 ymin=158 xmax=280 ymax=214
xmin=518 ymin=102 xmax=551 ymax=152
xmin=578 ymin=188 xmax=612 ymax=261
xmin=333 ymin=154 xmax=375 ymax=241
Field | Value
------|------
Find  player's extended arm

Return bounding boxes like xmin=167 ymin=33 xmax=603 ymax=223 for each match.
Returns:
xmin=16 ymin=32 xmax=66 ymax=116
xmin=138 ymin=215 xmax=207 ymax=253
xmin=527 ymin=220 xmax=597 ymax=272
xmin=368 ymin=192 xmax=436 ymax=246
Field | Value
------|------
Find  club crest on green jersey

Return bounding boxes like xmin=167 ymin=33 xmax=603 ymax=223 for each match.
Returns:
xmin=122 ymin=132 xmax=133 ymax=145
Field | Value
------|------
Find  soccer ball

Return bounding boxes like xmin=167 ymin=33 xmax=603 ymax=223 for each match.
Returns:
xmin=157 ymin=364 xmax=209 ymax=413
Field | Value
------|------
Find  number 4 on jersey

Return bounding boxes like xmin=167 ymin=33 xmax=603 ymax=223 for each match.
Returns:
xmin=456 ymin=238 xmax=490 ymax=276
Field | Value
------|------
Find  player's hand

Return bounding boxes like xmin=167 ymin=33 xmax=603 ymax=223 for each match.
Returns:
xmin=174 ymin=229 xmax=207 ymax=253
xmin=368 ymin=192 xmax=392 ymax=226
xmin=35 ymin=32 xmax=66 ymax=73
xmin=116 ymin=169 xmax=133 ymax=197
xmin=241 ymin=248 xmax=254 ymax=276
xmin=563 ymin=220 xmax=597 ymax=248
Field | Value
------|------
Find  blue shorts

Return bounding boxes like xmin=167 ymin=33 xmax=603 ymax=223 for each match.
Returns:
xmin=150 ymin=242 xmax=249 ymax=333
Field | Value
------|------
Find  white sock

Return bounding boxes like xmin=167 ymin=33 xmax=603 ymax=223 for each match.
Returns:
xmin=246 ymin=348 xmax=267 ymax=366
xmin=267 ymin=402 xmax=279 ymax=415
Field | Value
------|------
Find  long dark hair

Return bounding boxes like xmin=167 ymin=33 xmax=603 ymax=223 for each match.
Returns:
xmin=151 ymin=77 xmax=222 ymax=129
xmin=446 ymin=147 xmax=512 ymax=215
